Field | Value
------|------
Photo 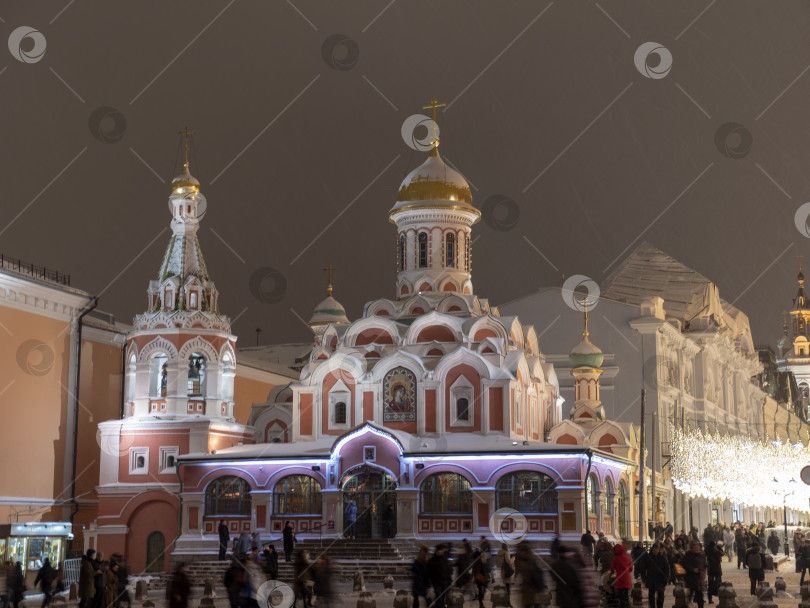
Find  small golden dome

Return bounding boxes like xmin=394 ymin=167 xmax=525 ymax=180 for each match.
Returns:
xmin=395 ymin=147 xmax=473 ymax=206
xmin=171 ymin=164 xmax=200 ymax=195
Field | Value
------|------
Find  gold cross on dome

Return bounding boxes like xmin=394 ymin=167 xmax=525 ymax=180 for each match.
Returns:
xmin=422 ymin=97 xmax=446 ymax=123
xmin=323 ymin=264 xmax=335 ymax=296
xmin=179 ymin=127 xmax=193 ymax=169
xmin=799 ymin=252 xmax=804 ymax=273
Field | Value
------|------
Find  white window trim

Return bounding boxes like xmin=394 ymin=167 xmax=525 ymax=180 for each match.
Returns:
xmin=450 ymin=375 xmax=474 ymax=428
xmin=159 ymin=446 xmax=180 ymax=474
xmin=129 ymin=447 xmax=149 ymax=476
xmin=328 ymin=379 xmax=351 ymax=431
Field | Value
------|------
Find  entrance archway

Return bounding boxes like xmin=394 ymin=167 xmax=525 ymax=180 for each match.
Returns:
xmin=342 ymin=469 xmax=397 ymax=538
xmin=145 ymin=531 xmax=165 ymax=572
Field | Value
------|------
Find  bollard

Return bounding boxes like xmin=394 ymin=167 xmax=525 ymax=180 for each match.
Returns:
xmin=673 ymin=583 xmax=692 ymax=608
xmin=383 ymin=575 xmax=394 ymax=591
xmin=199 ymin=577 xmax=215 ymax=607
xmin=393 ymin=590 xmax=412 ymax=608
xmin=718 ymin=582 xmax=738 ymax=608
xmin=631 ymin=582 xmax=643 ymax=607
xmin=446 ymin=588 xmax=464 ymax=608
xmin=490 ymin=584 xmax=510 ymax=608
xmin=353 ymin=570 xmax=366 ymax=593
xmin=135 ymin=580 xmax=148 ymax=601
xmin=357 ymin=591 xmax=376 ymax=608
xmin=69 ymin=583 xmax=79 ymax=601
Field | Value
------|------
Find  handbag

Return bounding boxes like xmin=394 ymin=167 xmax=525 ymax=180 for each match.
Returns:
xmin=503 ymin=560 xmax=515 ymax=580
xmin=674 ymin=563 xmax=686 ymax=576
xmin=475 ymin=573 xmax=488 ymax=584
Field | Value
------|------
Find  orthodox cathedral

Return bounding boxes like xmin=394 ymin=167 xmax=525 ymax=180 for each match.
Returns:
xmin=89 ymin=113 xmax=641 ymax=571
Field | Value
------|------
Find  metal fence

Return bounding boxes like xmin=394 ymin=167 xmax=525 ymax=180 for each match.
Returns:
xmin=62 ymin=558 xmax=81 ymax=586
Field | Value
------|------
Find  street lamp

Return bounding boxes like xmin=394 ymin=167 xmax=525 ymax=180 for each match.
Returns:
xmin=776 ymin=477 xmax=798 ymax=556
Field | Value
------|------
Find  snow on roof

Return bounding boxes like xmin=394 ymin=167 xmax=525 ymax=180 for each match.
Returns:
xmin=237 ymin=343 xmax=312 ymax=376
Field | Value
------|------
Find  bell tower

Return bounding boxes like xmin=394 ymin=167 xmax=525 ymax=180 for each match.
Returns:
xmin=389 ymin=98 xmax=481 ymax=300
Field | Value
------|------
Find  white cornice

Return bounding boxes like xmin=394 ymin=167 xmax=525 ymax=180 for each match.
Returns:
xmin=84 ymin=324 xmax=127 ymax=347
xmin=0 ymin=271 xmax=93 ymax=322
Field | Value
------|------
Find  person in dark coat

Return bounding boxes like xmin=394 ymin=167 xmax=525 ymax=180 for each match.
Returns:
xmin=218 ymin=520 xmax=230 ymax=560
xmin=471 ymin=549 xmax=490 ymax=608
xmin=78 ymin=549 xmax=97 ymax=608
xmin=766 ymin=532 xmax=780 ymax=556
xmin=411 ymin=545 xmax=430 ymax=608
xmin=262 ymin=546 xmax=279 ymax=580
xmin=735 ymin=530 xmax=747 ymax=569
xmin=453 ymin=540 xmax=473 ymax=591
xmin=801 ymin=539 xmax=810 ymax=586
xmin=168 ymin=564 xmax=190 ymax=608
xmin=427 ymin=544 xmax=452 ymax=608
xmin=644 ymin=544 xmax=669 ymax=608
xmin=34 ymin=558 xmax=56 ymax=608
xmin=92 ymin=552 xmax=107 ymax=608
xmin=382 ymin=503 xmax=394 ymax=539
xmin=283 ymin=522 xmax=296 ymax=563
xmin=702 ymin=525 xmax=715 ymax=549
xmin=223 ymin=558 xmax=242 ymax=608
xmin=682 ymin=542 xmax=706 ymax=608
xmin=630 ymin=544 xmax=645 ymax=579
xmin=550 ymin=546 xmax=581 ymax=608
xmin=581 ymin=530 xmax=596 ymax=559
xmin=705 ymin=541 xmax=723 ymax=604
xmin=293 ymin=550 xmax=313 ymax=608
xmin=10 ymin=563 xmax=24 ymax=608
xmin=745 ymin=543 xmax=764 ymax=596
xmin=312 ymin=555 xmax=334 ymax=608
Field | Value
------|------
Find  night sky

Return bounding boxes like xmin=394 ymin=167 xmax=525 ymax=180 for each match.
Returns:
xmin=1 ymin=1 xmax=809 ymax=348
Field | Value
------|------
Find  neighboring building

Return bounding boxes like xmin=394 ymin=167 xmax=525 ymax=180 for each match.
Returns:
xmin=156 ymin=129 xmax=642 ymax=564
xmin=501 ymin=242 xmax=809 ymax=533
xmin=0 ymin=256 xmax=125 ymax=555
xmin=777 ymin=262 xmax=810 ymax=420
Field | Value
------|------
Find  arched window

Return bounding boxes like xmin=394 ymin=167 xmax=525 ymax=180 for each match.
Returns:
xmin=465 ymin=238 xmax=470 ymax=271
xmin=617 ymin=481 xmax=628 ymax=538
xmin=145 ymin=531 xmax=165 ymax=573
xmin=604 ymin=478 xmax=613 ymax=518
xmin=445 ymin=233 xmax=455 ymax=268
xmin=420 ymin=472 xmax=472 ymax=514
xmin=273 ymin=475 xmax=322 ymax=515
xmin=418 ymin=233 xmax=428 ymax=268
xmin=399 ymin=236 xmax=406 ymax=271
xmin=149 ymin=353 xmax=168 ymax=398
xmin=456 ymin=398 xmax=469 ymax=421
xmin=586 ymin=475 xmax=598 ymax=515
xmin=205 ymin=476 xmax=251 ymax=516
xmin=188 ymin=354 xmax=205 ymax=397
xmin=495 ymin=471 xmax=558 ymax=514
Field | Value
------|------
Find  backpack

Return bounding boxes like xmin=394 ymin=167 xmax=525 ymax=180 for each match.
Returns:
xmin=503 ymin=559 xmax=515 ymax=580
xmin=748 ymin=551 xmax=762 ymax=570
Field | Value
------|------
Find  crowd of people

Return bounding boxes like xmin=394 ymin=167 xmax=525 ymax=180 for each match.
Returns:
xmin=76 ymin=550 xmax=131 ymax=608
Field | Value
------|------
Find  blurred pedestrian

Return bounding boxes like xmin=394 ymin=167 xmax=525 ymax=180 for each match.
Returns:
xmin=78 ymin=549 xmax=97 ymax=608
xmin=610 ymin=545 xmax=633 ymax=608
xmin=34 ymin=558 xmax=56 ymax=608
xmin=514 ymin=541 xmax=546 ymax=608
xmin=9 ymin=563 xmax=23 ymax=608
xmin=223 ymin=558 xmax=241 ymax=608
xmin=112 ymin=555 xmax=130 ymax=608
xmin=168 ymin=564 xmax=190 ymax=608
xmin=550 ymin=546 xmax=581 ymax=608
xmin=344 ymin=499 xmax=358 ymax=540
xmin=218 ymin=520 xmax=229 ymax=560
xmin=722 ymin=528 xmax=734 ymax=562
xmin=767 ymin=531 xmax=780 ymax=556
xmin=283 ymin=522 xmax=296 ymax=563
xmin=682 ymin=542 xmax=706 ymax=608
xmin=471 ymin=548 xmax=489 ymax=608
xmin=706 ymin=541 xmax=723 ymax=604
xmin=454 ymin=540 xmax=473 ymax=593
xmin=411 ymin=545 xmax=430 ymax=608
xmin=428 ymin=544 xmax=451 ymax=608
xmin=312 ymin=555 xmax=334 ymax=608
xmin=644 ymin=543 xmax=669 ymax=608
xmin=581 ymin=530 xmax=596 ymax=561
xmin=498 ymin=543 xmax=515 ymax=605
xmin=105 ymin=562 xmax=118 ymax=608
xmin=745 ymin=543 xmax=764 ymax=596
xmin=293 ymin=550 xmax=313 ymax=608
xmin=92 ymin=552 xmax=107 ymax=608
xmin=382 ymin=503 xmax=395 ymax=539
xmin=262 ymin=545 xmax=278 ymax=580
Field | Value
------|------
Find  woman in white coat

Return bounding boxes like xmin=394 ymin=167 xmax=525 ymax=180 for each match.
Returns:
xmin=498 ymin=543 xmax=516 ymax=606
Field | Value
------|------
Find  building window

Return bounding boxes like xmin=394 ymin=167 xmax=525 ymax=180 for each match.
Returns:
xmin=586 ymin=475 xmax=599 ymax=515
xmin=149 ymin=354 xmax=169 ymax=398
xmin=465 ymin=238 xmax=470 ymax=271
xmin=456 ymin=398 xmax=469 ymax=421
xmin=399 ymin=236 xmax=406 ymax=271
xmin=418 ymin=233 xmax=428 ymax=268
xmin=188 ymin=354 xmax=205 ymax=397
xmin=334 ymin=401 xmax=347 ymax=425
xmin=617 ymin=481 xmax=628 ymax=538
xmin=445 ymin=233 xmax=455 ymax=268
xmin=603 ymin=478 xmax=613 ymax=518
xmin=495 ymin=471 xmax=558 ymax=514
xmin=419 ymin=473 xmax=472 ymax=514
xmin=159 ymin=446 xmax=180 ymax=474
xmin=129 ymin=447 xmax=149 ymax=476
xmin=188 ymin=291 xmax=198 ymax=309
xmin=272 ymin=475 xmax=322 ymax=515
xmin=205 ymin=476 xmax=251 ymax=516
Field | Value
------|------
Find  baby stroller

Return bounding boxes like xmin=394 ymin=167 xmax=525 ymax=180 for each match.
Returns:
xmin=600 ymin=570 xmax=619 ymax=608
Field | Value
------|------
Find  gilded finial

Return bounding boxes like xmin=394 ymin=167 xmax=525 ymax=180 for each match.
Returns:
xmin=179 ymin=127 xmax=193 ymax=173
xmin=323 ymin=264 xmax=335 ymax=297
xmin=582 ymin=298 xmax=589 ymax=337
xmin=421 ymin=97 xmax=445 ymax=155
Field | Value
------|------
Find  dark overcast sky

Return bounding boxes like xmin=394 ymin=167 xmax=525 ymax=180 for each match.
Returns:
xmin=1 ymin=1 xmax=809 ymax=348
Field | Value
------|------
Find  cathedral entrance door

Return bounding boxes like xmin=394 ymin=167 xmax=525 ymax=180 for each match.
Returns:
xmin=342 ymin=470 xmax=397 ymax=539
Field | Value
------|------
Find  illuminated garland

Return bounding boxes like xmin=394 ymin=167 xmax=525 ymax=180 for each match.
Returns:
xmin=669 ymin=424 xmax=810 ymax=512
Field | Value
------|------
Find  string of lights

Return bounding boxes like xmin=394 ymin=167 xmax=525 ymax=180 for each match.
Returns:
xmin=669 ymin=423 xmax=810 ymax=512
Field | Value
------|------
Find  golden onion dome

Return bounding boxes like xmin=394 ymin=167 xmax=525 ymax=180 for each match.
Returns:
xmin=171 ymin=164 xmax=200 ymax=195
xmin=390 ymin=147 xmax=479 ymax=219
